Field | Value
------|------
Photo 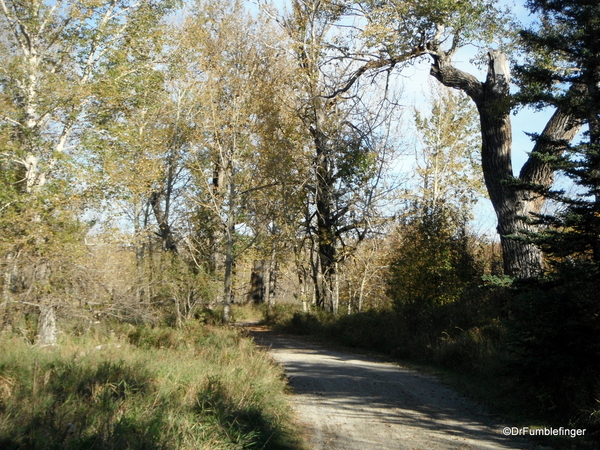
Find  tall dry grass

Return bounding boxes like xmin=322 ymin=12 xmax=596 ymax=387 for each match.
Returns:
xmin=0 ymin=322 xmax=303 ymax=450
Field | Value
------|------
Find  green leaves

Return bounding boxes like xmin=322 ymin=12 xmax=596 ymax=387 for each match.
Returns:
xmin=412 ymin=83 xmax=483 ymax=223
xmin=516 ymin=0 xmax=600 ymax=266
xmin=360 ymin=0 xmax=512 ymax=60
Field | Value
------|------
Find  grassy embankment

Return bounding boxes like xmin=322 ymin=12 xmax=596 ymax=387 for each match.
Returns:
xmin=0 ymin=316 xmax=304 ymax=450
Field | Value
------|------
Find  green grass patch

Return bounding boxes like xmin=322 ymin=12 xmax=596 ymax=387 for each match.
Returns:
xmin=0 ymin=323 xmax=304 ymax=450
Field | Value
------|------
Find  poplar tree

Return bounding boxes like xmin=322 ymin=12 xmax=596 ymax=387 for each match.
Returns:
xmin=412 ymin=84 xmax=484 ymax=222
xmin=277 ymin=0 xmax=396 ymax=312
xmin=181 ymin=0 xmax=304 ymax=321
xmin=0 ymin=0 xmax=176 ymax=343
xmin=389 ymin=84 xmax=483 ymax=313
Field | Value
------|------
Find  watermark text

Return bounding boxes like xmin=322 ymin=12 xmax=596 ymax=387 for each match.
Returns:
xmin=502 ymin=427 xmax=586 ymax=438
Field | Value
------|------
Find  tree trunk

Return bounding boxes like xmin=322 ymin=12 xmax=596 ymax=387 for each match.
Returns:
xmin=37 ymin=304 xmax=57 ymax=346
xmin=208 ymin=159 xmax=227 ymax=275
xmin=332 ymin=263 xmax=339 ymax=315
xmin=222 ymin=230 xmax=233 ymax=323
xmin=313 ymin=126 xmax=337 ymax=310
xmin=358 ymin=269 xmax=368 ymax=313
xmin=266 ymin=249 xmax=276 ymax=309
xmin=477 ymin=96 xmax=545 ymax=278
xmin=2 ymin=252 xmax=19 ymax=332
xmin=222 ymin=165 xmax=236 ymax=324
xmin=295 ymin=262 xmax=310 ymax=312
xmin=586 ymin=68 xmax=600 ymax=262
xmin=149 ymin=191 xmax=178 ymax=253
xmin=250 ymin=259 xmax=266 ymax=304
xmin=430 ymin=49 xmax=580 ymax=278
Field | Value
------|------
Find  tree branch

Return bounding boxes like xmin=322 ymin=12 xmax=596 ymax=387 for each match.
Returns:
xmin=429 ymin=51 xmax=484 ymax=103
xmin=323 ymin=46 xmax=426 ymax=99
xmin=518 ymin=92 xmax=582 ymax=212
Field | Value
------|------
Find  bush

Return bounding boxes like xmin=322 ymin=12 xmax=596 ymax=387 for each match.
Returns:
xmin=263 ymin=304 xmax=301 ymax=327
xmin=435 ymin=323 xmax=506 ymax=371
xmin=283 ymin=312 xmax=324 ymax=335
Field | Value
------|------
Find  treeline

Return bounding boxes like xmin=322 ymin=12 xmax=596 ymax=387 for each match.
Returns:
xmin=0 ymin=0 xmax=407 ymax=337
xmin=1 ymin=0 xmax=600 ymax=440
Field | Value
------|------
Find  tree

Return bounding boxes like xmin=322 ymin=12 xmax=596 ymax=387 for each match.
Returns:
xmin=516 ymin=0 xmax=600 ymax=266
xmin=426 ymin=47 xmax=580 ymax=279
xmin=181 ymin=0 xmax=304 ymax=321
xmin=505 ymin=1 xmax=600 ymax=422
xmin=83 ymin=25 xmax=199 ymax=313
xmin=412 ymin=83 xmax=484 ymax=222
xmin=0 ymin=0 xmax=176 ymax=343
xmin=0 ymin=0 xmax=176 ymax=195
xmin=388 ymin=205 xmax=480 ymax=310
xmin=341 ymin=233 xmax=393 ymax=312
xmin=388 ymin=82 xmax=484 ymax=315
xmin=339 ymin=0 xmax=582 ymax=278
xmin=276 ymin=0 xmax=397 ymax=312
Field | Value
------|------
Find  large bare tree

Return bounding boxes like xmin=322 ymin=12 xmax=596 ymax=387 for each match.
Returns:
xmin=336 ymin=0 xmax=582 ymax=278
xmin=427 ymin=45 xmax=580 ymax=277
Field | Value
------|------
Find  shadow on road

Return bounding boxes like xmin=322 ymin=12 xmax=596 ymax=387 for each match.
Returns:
xmin=246 ymin=327 xmax=542 ymax=450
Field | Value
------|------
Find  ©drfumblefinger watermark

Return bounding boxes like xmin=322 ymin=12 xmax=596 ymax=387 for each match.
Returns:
xmin=502 ymin=427 xmax=586 ymax=438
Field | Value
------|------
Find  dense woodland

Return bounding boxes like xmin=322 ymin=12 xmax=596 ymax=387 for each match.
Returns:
xmin=1 ymin=0 xmax=600 ymax=442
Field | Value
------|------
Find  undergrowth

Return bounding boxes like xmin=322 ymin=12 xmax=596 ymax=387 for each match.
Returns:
xmin=0 ymin=322 xmax=303 ymax=450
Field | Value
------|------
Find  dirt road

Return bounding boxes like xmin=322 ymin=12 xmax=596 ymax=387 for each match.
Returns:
xmin=248 ymin=328 xmax=542 ymax=450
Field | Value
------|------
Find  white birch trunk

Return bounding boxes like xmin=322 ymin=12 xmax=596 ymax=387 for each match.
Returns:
xmin=37 ymin=304 xmax=57 ymax=346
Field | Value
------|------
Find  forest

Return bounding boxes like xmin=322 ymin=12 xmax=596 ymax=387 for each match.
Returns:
xmin=1 ymin=0 xmax=599 ymax=447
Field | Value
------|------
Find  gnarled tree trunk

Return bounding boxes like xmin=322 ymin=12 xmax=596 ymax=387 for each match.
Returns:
xmin=430 ymin=49 xmax=580 ymax=278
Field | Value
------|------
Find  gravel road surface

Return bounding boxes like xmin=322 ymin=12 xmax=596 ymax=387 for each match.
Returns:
xmin=248 ymin=327 xmax=543 ymax=450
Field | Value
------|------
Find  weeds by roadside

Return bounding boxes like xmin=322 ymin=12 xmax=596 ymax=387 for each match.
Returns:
xmin=0 ymin=321 xmax=304 ymax=450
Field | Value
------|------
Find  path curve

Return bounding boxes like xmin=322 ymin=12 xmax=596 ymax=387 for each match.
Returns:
xmin=248 ymin=327 xmax=544 ymax=450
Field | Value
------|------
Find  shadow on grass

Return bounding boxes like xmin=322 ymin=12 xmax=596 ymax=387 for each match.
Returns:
xmin=195 ymin=376 xmax=300 ymax=450
xmin=0 ymin=358 xmax=165 ymax=450
xmin=0 ymin=355 xmax=301 ymax=450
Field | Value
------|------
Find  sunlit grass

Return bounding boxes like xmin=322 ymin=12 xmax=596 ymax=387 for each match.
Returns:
xmin=0 ymin=322 xmax=304 ymax=450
